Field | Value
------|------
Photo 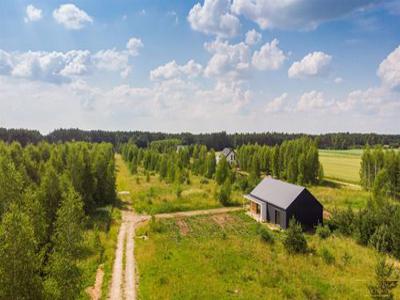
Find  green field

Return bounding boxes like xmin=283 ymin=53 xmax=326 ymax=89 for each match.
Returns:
xmin=135 ymin=212 xmax=399 ymax=300
xmin=116 ymin=155 xmax=242 ymax=214
xmin=319 ymin=149 xmax=362 ymax=184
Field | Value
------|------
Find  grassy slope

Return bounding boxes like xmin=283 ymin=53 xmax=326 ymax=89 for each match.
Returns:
xmin=136 ymin=212 xmax=400 ymax=300
xmin=115 ymin=154 xmax=242 ymax=215
xmin=319 ymin=150 xmax=361 ymax=184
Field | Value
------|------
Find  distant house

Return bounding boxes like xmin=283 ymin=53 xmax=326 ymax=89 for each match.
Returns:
xmin=217 ymin=147 xmax=236 ymax=164
xmin=244 ymin=177 xmax=323 ymax=229
xmin=176 ymin=145 xmax=188 ymax=153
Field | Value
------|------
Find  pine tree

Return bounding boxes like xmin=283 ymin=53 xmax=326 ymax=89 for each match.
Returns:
xmin=368 ymin=257 xmax=398 ymax=300
xmin=215 ymin=156 xmax=229 ymax=185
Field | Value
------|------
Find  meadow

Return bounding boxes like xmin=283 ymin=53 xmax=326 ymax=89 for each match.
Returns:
xmin=115 ymin=155 xmax=243 ymax=215
xmin=135 ymin=212 xmax=399 ymax=300
xmin=319 ymin=149 xmax=362 ymax=184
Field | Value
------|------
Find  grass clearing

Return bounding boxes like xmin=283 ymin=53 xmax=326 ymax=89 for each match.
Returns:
xmin=135 ymin=212 xmax=400 ymax=299
xmin=115 ymin=154 xmax=243 ymax=214
xmin=319 ymin=149 xmax=361 ymax=184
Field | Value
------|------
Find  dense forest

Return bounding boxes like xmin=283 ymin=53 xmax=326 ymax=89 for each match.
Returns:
xmin=0 ymin=141 xmax=116 ymax=299
xmin=1 ymin=127 xmax=400 ymax=149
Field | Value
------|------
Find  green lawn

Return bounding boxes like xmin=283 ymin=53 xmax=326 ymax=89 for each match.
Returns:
xmin=135 ymin=212 xmax=400 ymax=300
xmin=319 ymin=149 xmax=362 ymax=184
xmin=115 ymin=155 xmax=242 ymax=215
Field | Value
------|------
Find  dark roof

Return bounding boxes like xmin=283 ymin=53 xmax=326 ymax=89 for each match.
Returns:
xmin=221 ymin=147 xmax=234 ymax=157
xmin=248 ymin=177 xmax=305 ymax=209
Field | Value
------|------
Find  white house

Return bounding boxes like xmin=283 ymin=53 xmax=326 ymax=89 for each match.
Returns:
xmin=216 ymin=147 xmax=236 ymax=165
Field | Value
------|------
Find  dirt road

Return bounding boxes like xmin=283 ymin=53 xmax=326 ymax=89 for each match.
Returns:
xmin=108 ymin=198 xmax=148 ymax=300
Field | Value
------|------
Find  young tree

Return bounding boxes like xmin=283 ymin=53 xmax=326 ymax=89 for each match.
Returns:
xmin=283 ymin=218 xmax=308 ymax=254
xmin=205 ymin=151 xmax=216 ymax=179
xmin=217 ymin=179 xmax=232 ymax=206
xmin=45 ymin=183 xmax=85 ymax=300
xmin=368 ymin=257 xmax=398 ymax=300
xmin=215 ymin=156 xmax=229 ymax=185
xmin=0 ymin=204 xmax=42 ymax=299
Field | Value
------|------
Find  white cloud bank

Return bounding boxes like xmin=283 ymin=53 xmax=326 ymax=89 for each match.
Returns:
xmin=245 ymin=29 xmax=262 ymax=45
xmin=53 ymin=4 xmax=93 ymax=30
xmin=150 ymin=60 xmax=203 ymax=81
xmin=252 ymin=39 xmax=286 ymax=71
xmin=24 ymin=5 xmax=42 ymax=23
xmin=377 ymin=45 xmax=400 ymax=89
xmin=288 ymin=52 xmax=332 ymax=79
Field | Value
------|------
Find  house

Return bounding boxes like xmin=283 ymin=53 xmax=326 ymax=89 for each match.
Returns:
xmin=244 ymin=177 xmax=323 ymax=229
xmin=216 ymin=147 xmax=236 ymax=164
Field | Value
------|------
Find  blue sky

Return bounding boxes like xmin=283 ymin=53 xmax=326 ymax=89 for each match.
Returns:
xmin=0 ymin=0 xmax=400 ymax=133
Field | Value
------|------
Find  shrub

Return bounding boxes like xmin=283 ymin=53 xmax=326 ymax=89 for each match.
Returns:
xmin=146 ymin=172 xmax=150 ymax=182
xmin=369 ymin=225 xmax=391 ymax=253
xmin=176 ymin=185 xmax=182 ymax=199
xmin=200 ymin=178 xmax=209 ymax=184
xmin=341 ymin=252 xmax=352 ymax=267
xmin=258 ymin=227 xmax=274 ymax=244
xmin=368 ymin=257 xmax=399 ymax=300
xmin=283 ymin=218 xmax=308 ymax=254
xmin=136 ymin=177 xmax=140 ymax=184
xmin=320 ymin=247 xmax=335 ymax=265
xmin=316 ymin=224 xmax=331 ymax=239
xmin=330 ymin=206 xmax=355 ymax=236
xmin=149 ymin=215 xmax=164 ymax=233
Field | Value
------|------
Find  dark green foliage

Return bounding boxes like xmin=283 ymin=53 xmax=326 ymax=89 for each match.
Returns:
xmin=217 ymin=179 xmax=232 ymax=206
xmin=320 ymin=247 xmax=335 ymax=265
xmin=215 ymin=156 xmax=230 ymax=185
xmin=368 ymin=257 xmax=399 ymax=300
xmin=283 ymin=219 xmax=308 ymax=254
xmin=316 ymin=224 xmax=331 ymax=239
xmin=330 ymin=206 xmax=355 ymax=236
xmin=258 ymin=227 xmax=274 ymax=244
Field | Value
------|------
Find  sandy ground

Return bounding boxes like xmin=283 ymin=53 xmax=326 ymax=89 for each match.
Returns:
xmin=86 ymin=264 xmax=104 ymax=300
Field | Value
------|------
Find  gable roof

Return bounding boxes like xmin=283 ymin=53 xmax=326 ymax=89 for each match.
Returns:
xmin=221 ymin=147 xmax=234 ymax=157
xmin=248 ymin=177 xmax=305 ymax=209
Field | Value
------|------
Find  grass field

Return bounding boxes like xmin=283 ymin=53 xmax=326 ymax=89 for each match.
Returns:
xmin=319 ymin=149 xmax=362 ymax=184
xmin=135 ymin=212 xmax=400 ymax=300
xmin=115 ymin=155 xmax=242 ymax=215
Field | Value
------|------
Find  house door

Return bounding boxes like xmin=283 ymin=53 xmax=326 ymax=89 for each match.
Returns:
xmin=275 ymin=210 xmax=281 ymax=226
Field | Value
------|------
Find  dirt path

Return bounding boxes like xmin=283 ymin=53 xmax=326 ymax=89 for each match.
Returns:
xmin=86 ymin=265 xmax=104 ymax=300
xmin=155 ymin=206 xmax=243 ymax=219
xmin=108 ymin=193 xmax=149 ymax=300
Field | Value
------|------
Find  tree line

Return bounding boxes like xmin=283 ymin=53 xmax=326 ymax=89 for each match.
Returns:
xmin=0 ymin=141 xmax=116 ymax=299
xmin=2 ymin=127 xmax=400 ymax=149
xmin=360 ymin=146 xmax=400 ymax=199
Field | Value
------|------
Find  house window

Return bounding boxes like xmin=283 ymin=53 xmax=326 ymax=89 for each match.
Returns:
xmin=275 ymin=210 xmax=281 ymax=225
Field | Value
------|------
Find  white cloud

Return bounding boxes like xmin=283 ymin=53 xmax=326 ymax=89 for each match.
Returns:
xmin=126 ymin=38 xmax=144 ymax=56
xmin=334 ymin=77 xmax=343 ymax=84
xmin=245 ymin=29 xmax=262 ymax=45
xmin=265 ymin=92 xmax=288 ymax=113
xmin=252 ymin=39 xmax=286 ymax=71
xmin=188 ymin=0 xmax=240 ymax=37
xmin=150 ymin=60 xmax=203 ymax=81
xmin=204 ymin=39 xmax=250 ymax=80
xmin=231 ymin=0 xmax=380 ymax=30
xmin=297 ymin=90 xmax=329 ymax=111
xmin=24 ymin=5 xmax=42 ymax=23
xmin=377 ymin=45 xmax=400 ymax=89
xmin=288 ymin=51 xmax=332 ymax=79
xmin=92 ymin=49 xmax=130 ymax=77
xmin=53 ymin=4 xmax=93 ymax=30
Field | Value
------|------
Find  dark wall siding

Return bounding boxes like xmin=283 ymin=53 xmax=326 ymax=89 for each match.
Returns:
xmin=286 ymin=189 xmax=323 ymax=229
xmin=267 ymin=203 xmax=287 ymax=228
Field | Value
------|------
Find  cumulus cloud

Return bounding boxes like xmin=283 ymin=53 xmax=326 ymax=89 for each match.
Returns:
xmin=24 ymin=5 xmax=42 ymax=23
xmin=231 ymin=0 xmax=380 ymax=30
xmin=188 ymin=0 xmax=240 ymax=37
xmin=126 ymin=38 xmax=143 ymax=56
xmin=377 ymin=45 xmax=400 ymax=89
xmin=0 ymin=38 xmax=142 ymax=83
xmin=150 ymin=60 xmax=203 ymax=81
xmin=288 ymin=51 xmax=332 ymax=79
xmin=245 ymin=29 xmax=262 ymax=45
xmin=204 ymin=39 xmax=250 ymax=79
xmin=297 ymin=90 xmax=329 ymax=111
xmin=252 ymin=39 xmax=286 ymax=71
xmin=53 ymin=4 xmax=93 ymax=30
xmin=265 ymin=92 xmax=288 ymax=113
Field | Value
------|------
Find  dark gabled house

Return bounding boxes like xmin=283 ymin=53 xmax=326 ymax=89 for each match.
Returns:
xmin=244 ymin=177 xmax=323 ymax=229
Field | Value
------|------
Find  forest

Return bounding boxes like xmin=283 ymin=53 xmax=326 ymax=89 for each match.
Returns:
xmin=0 ymin=141 xmax=116 ymax=299
xmin=1 ymin=127 xmax=400 ymax=149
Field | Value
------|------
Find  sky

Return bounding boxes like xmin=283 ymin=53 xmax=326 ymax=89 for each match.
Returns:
xmin=0 ymin=0 xmax=400 ymax=134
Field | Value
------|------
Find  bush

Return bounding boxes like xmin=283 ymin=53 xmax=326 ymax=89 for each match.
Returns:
xmin=283 ymin=218 xmax=308 ymax=254
xmin=369 ymin=225 xmax=391 ymax=253
xmin=258 ymin=227 xmax=274 ymax=244
xmin=149 ymin=215 xmax=165 ymax=233
xmin=330 ymin=206 xmax=355 ymax=236
xmin=320 ymin=247 xmax=335 ymax=265
xmin=368 ymin=256 xmax=399 ymax=300
xmin=200 ymin=178 xmax=209 ymax=184
xmin=176 ymin=185 xmax=182 ymax=199
xmin=316 ymin=224 xmax=331 ymax=239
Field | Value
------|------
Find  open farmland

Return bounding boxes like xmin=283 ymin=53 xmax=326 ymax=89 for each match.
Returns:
xmin=319 ymin=149 xmax=362 ymax=184
xmin=135 ymin=212 xmax=400 ymax=300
